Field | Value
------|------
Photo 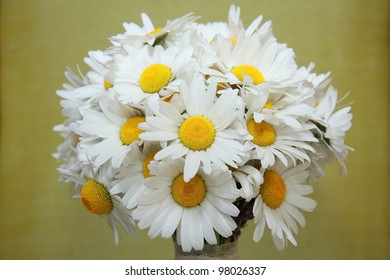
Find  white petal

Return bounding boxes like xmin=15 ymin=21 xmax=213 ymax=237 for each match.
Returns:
xmin=184 ymin=152 xmax=201 ymax=182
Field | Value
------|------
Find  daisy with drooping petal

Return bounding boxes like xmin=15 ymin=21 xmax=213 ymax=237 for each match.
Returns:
xmin=253 ymin=161 xmax=317 ymax=250
xmin=110 ymin=143 xmax=161 ymax=209
xmin=57 ymin=162 xmax=137 ymax=245
xmin=114 ymin=44 xmax=195 ymax=105
xmin=139 ymin=75 xmax=247 ymax=182
xmin=132 ymin=159 xmax=240 ymax=252
xmin=241 ymin=84 xmax=314 ymax=131
xmin=74 ymin=94 xmax=145 ymax=168
xmin=244 ymin=108 xmax=318 ymax=169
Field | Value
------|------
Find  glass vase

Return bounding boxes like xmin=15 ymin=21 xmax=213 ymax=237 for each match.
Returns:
xmin=174 ymin=241 xmax=239 ymax=260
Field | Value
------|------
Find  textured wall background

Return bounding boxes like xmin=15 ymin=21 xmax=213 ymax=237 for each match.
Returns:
xmin=1 ymin=0 xmax=389 ymax=259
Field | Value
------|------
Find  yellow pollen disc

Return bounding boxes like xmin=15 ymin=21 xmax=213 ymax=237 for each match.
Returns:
xmin=314 ymin=100 xmax=319 ymax=108
xmin=140 ymin=64 xmax=172 ymax=93
xmin=231 ymin=65 xmax=265 ymax=85
xmin=171 ymin=174 xmax=207 ymax=208
xmin=179 ymin=116 xmax=215 ymax=150
xmin=80 ymin=179 xmax=113 ymax=215
xmin=148 ymin=27 xmax=162 ymax=35
xmin=120 ymin=116 xmax=146 ymax=145
xmin=229 ymin=37 xmax=237 ymax=45
xmin=103 ymin=79 xmax=113 ymax=90
xmin=260 ymin=170 xmax=286 ymax=209
xmin=143 ymin=150 xmax=159 ymax=178
xmin=264 ymin=100 xmax=273 ymax=109
xmin=247 ymin=120 xmax=276 ymax=146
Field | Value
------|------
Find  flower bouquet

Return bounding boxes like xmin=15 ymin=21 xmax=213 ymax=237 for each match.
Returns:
xmin=53 ymin=5 xmax=353 ymax=259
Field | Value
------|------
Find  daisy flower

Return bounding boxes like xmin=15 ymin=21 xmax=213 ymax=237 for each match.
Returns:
xmin=311 ymin=86 xmax=353 ymax=175
xmin=197 ymin=4 xmax=272 ymax=46
xmin=139 ymin=75 xmax=246 ymax=182
xmin=242 ymin=85 xmax=315 ymax=130
xmin=110 ymin=143 xmax=161 ymax=209
xmin=132 ymin=159 xmax=240 ymax=252
xmin=114 ymin=44 xmax=195 ymax=105
xmin=253 ymin=161 xmax=317 ymax=250
xmin=74 ymin=94 xmax=145 ymax=168
xmin=57 ymin=50 xmax=115 ymax=118
xmin=244 ymin=95 xmax=318 ymax=168
xmin=109 ymin=12 xmax=196 ymax=48
xmin=57 ymin=162 xmax=137 ymax=245
xmin=206 ymin=34 xmax=298 ymax=91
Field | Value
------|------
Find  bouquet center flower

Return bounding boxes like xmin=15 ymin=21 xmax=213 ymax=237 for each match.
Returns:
xmin=260 ymin=170 xmax=286 ymax=209
xmin=120 ymin=116 xmax=145 ymax=145
xmin=179 ymin=116 xmax=215 ymax=150
xmin=231 ymin=65 xmax=264 ymax=85
xmin=171 ymin=174 xmax=207 ymax=207
xmin=247 ymin=120 xmax=276 ymax=146
xmin=81 ymin=179 xmax=113 ymax=214
xmin=140 ymin=63 xmax=172 ymax=93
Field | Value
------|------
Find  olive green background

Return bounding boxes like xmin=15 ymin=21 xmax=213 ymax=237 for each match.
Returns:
xmin=1 ymin=0 xmax=389 ymax=259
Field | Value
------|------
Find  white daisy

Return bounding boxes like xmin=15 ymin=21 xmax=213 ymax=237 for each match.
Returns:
xmin=74 ymin=94 xmax=145 ymax=168
xmin=197 ymin=5 xmax=272 ymax=45
xmin=311 ymin=85 xmax=353 ymax=175
xmin=244 ymin=106 xmax=318 ymax=168
xmin=206 ymin=34 xmax=298 ymax=90
xmin=57 ymin=162 xmax=137 ymax=245
xmin=242 ymin=85 xmax=315 ymax=131
xmin=132 ymin=159 xmax=240 ymax=252
xmin=139 ymin=75 xmax=247 ymax=182
xmin=110 ymin=143 xmax=161 ymax=209
xmin=253 ymin=161 xmax=317 ymax=250
xmin=109 ymin=12 xmax=196 ymax=48
xmin=57 ymin=50 xmax=115 ymax=118
xmin=114 ymin=44 xmax=195 ymax=105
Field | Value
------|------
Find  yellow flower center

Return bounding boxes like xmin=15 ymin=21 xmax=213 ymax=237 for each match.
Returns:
xmin=260 ymin=170 xmax=286 ymax=209
xmin=247 ymin=120 xmax=276 ymax=146
xmin=80 ymin=179 xmax=113 ymax=215
xmin=231 ymin=65 xmax=265 ymax=85
xmin=143 ymin=150 xmax=159 ymax=178
xmin=264 ymin=100 xmax=273 ymax=109
xmin=179 ymin=116 xmax=215 ymax=150
xmin=148 ymin=27 xmax=162 ymax=35
xmin=120 ymin=116 xmax=145 ymax=145
xmin=103 ymin=79 xmax=113 ymax=91
xmin=171 ymin=174 xmax=207 ymax=208
xmin=140 ymin=64 xmax=172 ymax=93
